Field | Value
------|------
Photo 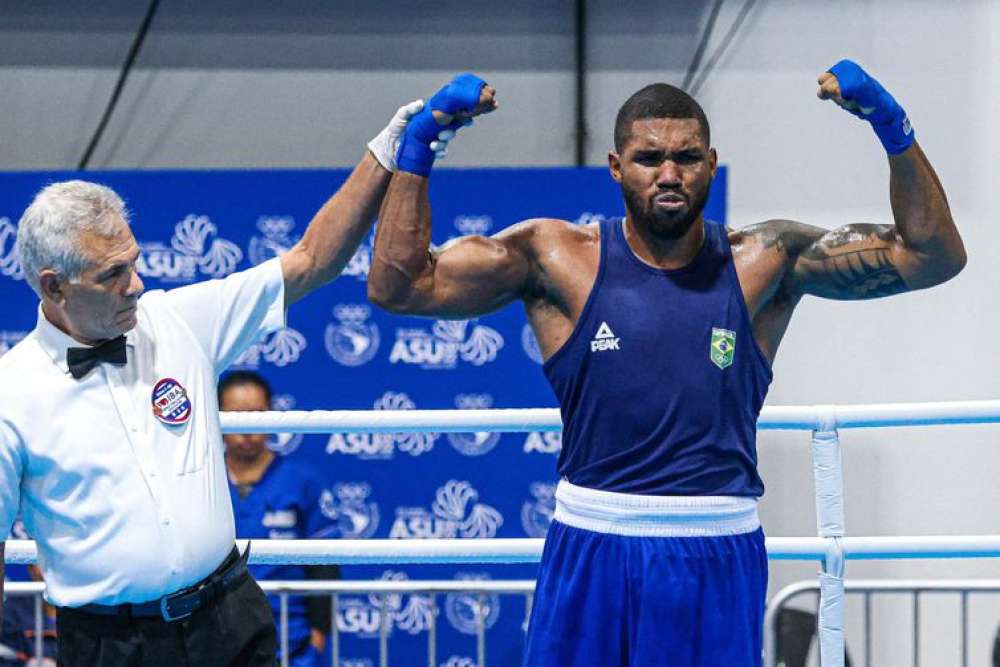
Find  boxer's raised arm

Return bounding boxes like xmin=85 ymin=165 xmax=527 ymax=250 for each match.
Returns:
xmin=368 ymin=73 xmax=506 ymax=318
xmin=281 ymin=101 xmax=426 ymax=307
xmin=281 ymin=153 xmax=390 ymax=306
xmin=777 ymin=61 xmax=966 ymax=299
xmin=369 ymin=172 xmax=536 ymax=318
xmin=783 ymin=143 xmax=964 ymax=299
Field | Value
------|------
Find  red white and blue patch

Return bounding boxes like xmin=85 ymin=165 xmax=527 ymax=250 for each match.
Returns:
xmin=151 ymin=377 xmax=192 ymax=425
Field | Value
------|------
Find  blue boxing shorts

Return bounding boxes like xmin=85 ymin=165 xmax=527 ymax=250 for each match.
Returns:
xmin=524 ymin=481 xmax=768 ymax=667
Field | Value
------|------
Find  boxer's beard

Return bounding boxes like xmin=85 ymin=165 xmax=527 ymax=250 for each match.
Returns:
xmin=620 ymin=181 xmax=711 ymax=241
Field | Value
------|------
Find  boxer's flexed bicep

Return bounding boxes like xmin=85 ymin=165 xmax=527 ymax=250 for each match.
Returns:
xmin=795 ymin=60 xmax=966 ymax=297
xmin=371 ymin=218 xmax=538 ymax=318
xmin=741 ymin=219 xmax=913 ymax=302
xmin=785 ymin=223 xmax=913 ymax=300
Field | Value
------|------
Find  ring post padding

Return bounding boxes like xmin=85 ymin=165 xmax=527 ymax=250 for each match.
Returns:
xmin=812 ymin=427 xmax=844 ymax=538
xmin=818 ymin=569 xmax=846 ymax=666
xmin=812 ymin=415 xmax=846 ymax=667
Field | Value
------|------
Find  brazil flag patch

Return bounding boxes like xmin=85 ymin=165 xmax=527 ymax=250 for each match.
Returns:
xmin=710 ymin=327 xmax=736 ymax=369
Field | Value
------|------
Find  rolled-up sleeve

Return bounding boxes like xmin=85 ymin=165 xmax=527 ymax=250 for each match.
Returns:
xmin=0 ymin=418 xmax=24 ymax=538
xmin=160 ymin=258 xmax=286 ymax=372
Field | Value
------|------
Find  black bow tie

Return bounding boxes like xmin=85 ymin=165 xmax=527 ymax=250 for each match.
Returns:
xmin=66 ymin=335 xmax=128 ymax=379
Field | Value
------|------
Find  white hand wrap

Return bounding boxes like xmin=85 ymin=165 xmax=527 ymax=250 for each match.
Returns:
xmin=367 ymin=100 xmax=424 ymax=172
xmin=368 ymin=100 xmax=457 ymax=171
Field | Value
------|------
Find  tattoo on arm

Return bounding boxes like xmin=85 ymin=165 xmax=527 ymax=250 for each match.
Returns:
xmin=799 ymin=224 xmax=907 ymax=299
xmin=745 ymin=220 xmax=908 ymax=301
xmin=751 ymin=221 xmax=823 ymax=255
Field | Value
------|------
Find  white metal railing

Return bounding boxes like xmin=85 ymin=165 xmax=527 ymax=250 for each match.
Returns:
xmin=10 ymin=577 xmax=1000 ymax=666
xmin=764 ymin=579 xmax=1000 ymax=667
xmin=7 ymin=400 xmax=1000 ymax=667
xmin=2 ymin=580 xmax=536 ymax=667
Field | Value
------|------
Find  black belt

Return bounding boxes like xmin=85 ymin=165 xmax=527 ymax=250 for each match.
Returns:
xmin=71 ymin=545 xmax=249 ymax=623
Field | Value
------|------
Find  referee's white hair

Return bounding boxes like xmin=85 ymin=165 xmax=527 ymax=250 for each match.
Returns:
xmin=16 ymin=180 xmax=131 ymax=298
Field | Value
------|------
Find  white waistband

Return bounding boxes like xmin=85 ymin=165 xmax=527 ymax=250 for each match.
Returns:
xmin=553 ymin=480 xmax=760 ymax=537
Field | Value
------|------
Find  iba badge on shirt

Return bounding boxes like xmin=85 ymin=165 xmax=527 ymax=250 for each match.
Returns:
xmin=152 ymin=377 xmax=193 ymax=425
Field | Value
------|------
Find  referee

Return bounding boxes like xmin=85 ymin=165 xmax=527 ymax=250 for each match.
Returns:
xmin=0 ymin=93 xmax=441 ymax=665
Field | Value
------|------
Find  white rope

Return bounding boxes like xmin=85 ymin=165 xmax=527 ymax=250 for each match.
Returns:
xmin=2 ymin=580 xmax=537 ymax=595
xmin=221 ymin=409 xmax=562 ymax=434
xmin=8 ymin=536 xmax=1000 ymax=565
xmin=12 ymin=577 xmax=1000 ymax=597
xmin=260 ymin=580 xmax=536 ymax=594
xmin=219 ymin=399 xmax=1000 ymax=433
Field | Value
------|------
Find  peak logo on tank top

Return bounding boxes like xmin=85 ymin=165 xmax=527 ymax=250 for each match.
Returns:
xmin=589 ymin=321 xmax=620 ymax=353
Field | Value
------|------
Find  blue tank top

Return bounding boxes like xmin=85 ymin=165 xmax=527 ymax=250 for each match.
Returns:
xmin=542 ymin=217 xmax=772 ymax=497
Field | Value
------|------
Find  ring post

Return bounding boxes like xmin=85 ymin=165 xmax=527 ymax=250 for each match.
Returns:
xmin=812 ymin=408 xmax=846 ymax=667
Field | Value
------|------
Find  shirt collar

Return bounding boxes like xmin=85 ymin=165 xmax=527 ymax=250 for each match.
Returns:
xmin=34 ymin=304 xmax=138 ymax=373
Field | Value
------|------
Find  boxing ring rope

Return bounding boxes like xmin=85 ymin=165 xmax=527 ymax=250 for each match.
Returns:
xmin=217 ymin=399 xmax=1000 ymax=433
xmin=7 ymin=399 xmax=1000 ymax=667
xmin=9 ymin=535 xmax=1000 ymax=565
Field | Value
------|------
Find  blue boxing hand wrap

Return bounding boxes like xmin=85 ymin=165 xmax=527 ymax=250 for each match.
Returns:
xmin=396 ymin=73 xmax=487 ymax=176
xmin=828 ymin=60 xmax=914 ymax=155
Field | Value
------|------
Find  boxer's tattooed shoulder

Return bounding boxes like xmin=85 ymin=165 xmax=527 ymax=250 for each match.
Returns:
xmin=743 ymin=220 xmax=907 ymax=300
xmin=796 ymin=223 xmax=907 ymax=299
xmin=743 ymin=220 xmax=823 ymax=256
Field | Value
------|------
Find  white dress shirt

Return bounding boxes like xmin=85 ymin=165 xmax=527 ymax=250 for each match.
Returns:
xmin=0 ymin=258 xmax=285 ymax=607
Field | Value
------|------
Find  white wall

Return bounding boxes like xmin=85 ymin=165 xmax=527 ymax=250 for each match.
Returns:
xmin=3 ymin=1 xmax=1000 ymax=662
xmin=705 ymin=2 xmax=1000 ymax=664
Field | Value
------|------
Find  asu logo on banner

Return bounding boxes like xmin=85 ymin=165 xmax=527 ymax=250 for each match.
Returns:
xmin=247 ymin=216 xmax=299 ymax=266
xmin=521 ymin=482 xmax=556 ymax=538
xmin=390 ymin=320 xmax=503 ymax=370
xmin=337 ymin=570 xmax=435 ymax=638
xmin=233 ymin=328 xmax=307 ymax=369
xmin=319 ymin=483 xmax=380 ymax=539
xmin=447 ymin=394 xmax=501 ymax=457
xmin=445 ymin=573 xmax=501 ymax=635
xmin=138 ymin=215 xmax=242 ymax=283
xmin=710 ymin=327 xmax=736 ymax=370
xmin=389 ymin=480 xmax=503 ymax=539
xmin=523 ymin=431 xmax=561 ymax=455
xmin=267 ymin=394 xmax=304 ymax=455
xmin=325 ymin=304 xmax=380 ymax=367
xmin=342 ymin=229 xmax=375 ymax=281
xmin=452 ymin=214 xmax=493 ymax=238
xmin=326 ymin=391 xmax=438 ymax=460
xmin=521 ymin=324 xmax=544 ymax=365
xmin=0 ymin=218 xmax=24 ymax=281
xmin=440 ymin=658 xmax=476 ymax=667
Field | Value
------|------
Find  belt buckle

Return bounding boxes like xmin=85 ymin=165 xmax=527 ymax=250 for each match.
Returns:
xmin=160 ymin=591 xmax=198 ymax=622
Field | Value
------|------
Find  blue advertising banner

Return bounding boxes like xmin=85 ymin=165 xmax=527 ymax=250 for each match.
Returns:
xmin=0 ymin=166 xmax=726 ymax=666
